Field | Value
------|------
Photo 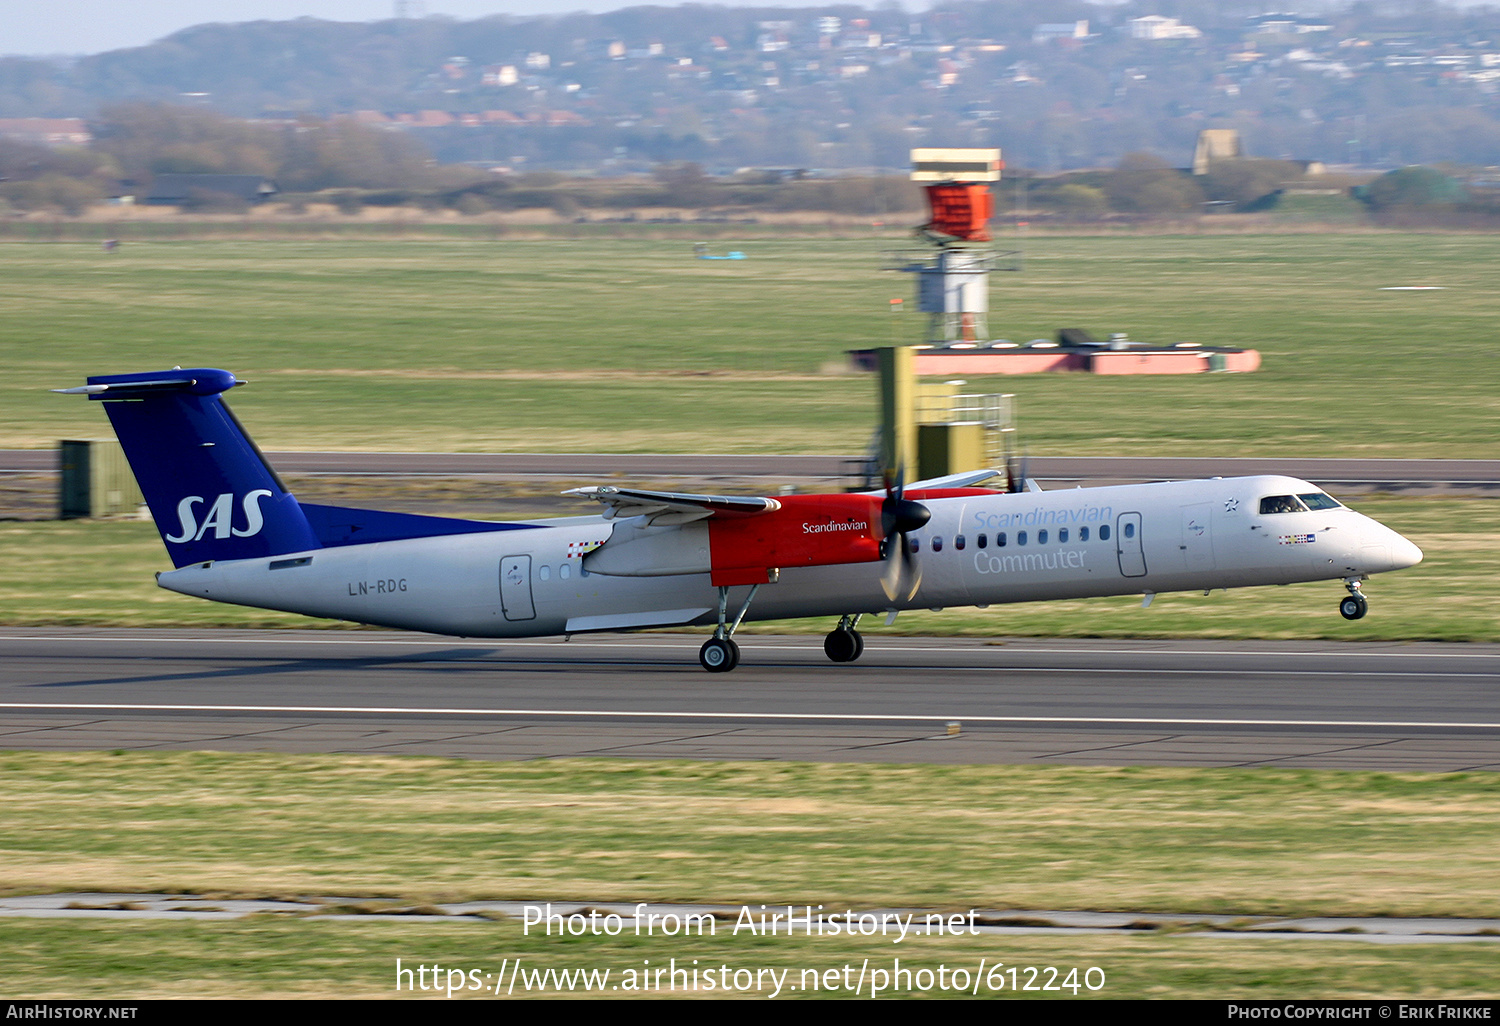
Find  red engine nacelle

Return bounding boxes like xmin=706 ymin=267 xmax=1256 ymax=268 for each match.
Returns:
xmin=707 ymin=493 xmax=885 ymax=586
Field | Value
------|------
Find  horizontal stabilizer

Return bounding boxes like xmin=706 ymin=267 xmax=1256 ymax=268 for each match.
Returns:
xmin=55 ymin=368 xmax=244 ymax=400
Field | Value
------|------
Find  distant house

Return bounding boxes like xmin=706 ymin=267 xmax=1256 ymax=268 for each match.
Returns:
xmin=1248 ymin=14 xmax=1332 ymax=36
xmin=1034 ymin=21 xmax=1089 ymax=44
xmin=1129 ymin=16 xmax=1202 ymax=41
xmin=143 ymin=174 xmax=279 ymax=205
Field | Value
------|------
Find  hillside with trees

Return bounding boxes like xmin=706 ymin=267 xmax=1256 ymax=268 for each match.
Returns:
xmin=0 ymin=1 xmax=1498 ymax=174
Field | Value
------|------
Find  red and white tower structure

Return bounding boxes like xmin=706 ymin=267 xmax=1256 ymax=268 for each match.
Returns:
xmin=899 ymin=148 xmax=1003 ymax=343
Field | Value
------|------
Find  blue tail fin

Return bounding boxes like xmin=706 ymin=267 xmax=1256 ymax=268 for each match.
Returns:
xmin=60 ymin=369 xmax=321 ymax=568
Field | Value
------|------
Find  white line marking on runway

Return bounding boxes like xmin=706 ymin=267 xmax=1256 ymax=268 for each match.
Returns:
xmin=1 ymin=702 xmax=1497 ymax=730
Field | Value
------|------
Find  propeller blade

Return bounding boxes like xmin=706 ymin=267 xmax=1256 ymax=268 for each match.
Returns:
xmin=877 ymin=464 xmax=927 ymax=601
xmin=878 ymin=532 xmax=925 ymax=602
xmin=879 ymin=536 xmax=903 ymax=601
xmin=877 ymin=505 xmax=928 ymax=601
xmin=899 ymin=535 xmax=922 ymax=600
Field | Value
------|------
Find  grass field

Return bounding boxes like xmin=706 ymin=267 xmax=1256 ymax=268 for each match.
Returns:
xmin=3 ymin=751 xmax=1500 ymax=998
xmin=3 ymin=233 xmax=1499 ymax=456
xmin=7 ymin=752 xmax=1499 ymax=918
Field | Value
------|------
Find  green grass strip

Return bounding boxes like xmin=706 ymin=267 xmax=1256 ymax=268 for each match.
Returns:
xmin=2 ymin=751 xmax=1498 ymax=920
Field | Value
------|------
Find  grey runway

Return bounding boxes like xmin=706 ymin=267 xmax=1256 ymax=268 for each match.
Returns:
xmin=1 ymin=629 xmax=1497 ymax=770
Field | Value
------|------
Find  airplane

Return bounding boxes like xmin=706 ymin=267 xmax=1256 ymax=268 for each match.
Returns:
xmin=58 ymin=367 xmax=1423 ymax=672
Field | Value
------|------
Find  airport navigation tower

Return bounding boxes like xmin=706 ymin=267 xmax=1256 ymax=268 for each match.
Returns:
xmin=872 ymin=148 xmax=1016 ymax=484
xmin=889 ymin=148 xmax=1005 ymax=343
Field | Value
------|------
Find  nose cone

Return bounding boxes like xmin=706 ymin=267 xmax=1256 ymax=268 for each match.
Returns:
xmin=1391 ymin=533 xmax=1423 ymax=570
xmin=1354 ymin=513 xmax=1423 ymax=574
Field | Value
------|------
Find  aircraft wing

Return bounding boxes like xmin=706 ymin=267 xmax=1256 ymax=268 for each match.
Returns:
xmin=856 ymin=468 xmax=1003 ymax=494
xmin=564 ymin=486 xmax=781 ymax=526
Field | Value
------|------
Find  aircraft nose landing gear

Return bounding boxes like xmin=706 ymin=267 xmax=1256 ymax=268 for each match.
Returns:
xmin=700 ymin=583 xmax=760 ymax=672
xmin=1339 ymin=578 xmax=1369 ymax=620
xmin=824 ymin=614 xmax=865 ymax=663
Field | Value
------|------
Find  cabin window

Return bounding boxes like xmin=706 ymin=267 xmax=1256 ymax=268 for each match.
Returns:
xmin=1038 ymin=529 xmax=1048 ymax=545
xmin=1018 ymin=531 xmax=1027 ymax=546
xmin=932 ymin=536 xmax=944 ymax=552
xmin=997 ymin=532 xmax=1007 ymax=547
xmin=559 ymin=563 xmax=571 ymax=580
xmin=1298 ymin=492 xmax=1342 ymax=511
xmin=1259 ymin=495 xmax=1307 ymax=514
xmin=1124 ymin=522 xmax=1135 ymax=539
xmin=538 ymin=565 xmax=551 ymax=582
xmin=1059 ymin=528 xmax=1069 ymax=543
xmin=954 ymin=534 xmax=966 ymax=551
xmin=977 ymin=533 xmax=988 ymax=549
xmin=910 ymin=537 xmax=921 ymax=553
xmin=1100 ymin=524 xmax=1111 ymax=541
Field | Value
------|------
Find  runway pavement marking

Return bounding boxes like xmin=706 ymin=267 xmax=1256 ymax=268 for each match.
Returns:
xmin=2 ymin=634 xmax=1498 ymax=660
xmin=2 ymin=702 xmax=1498 ymax=730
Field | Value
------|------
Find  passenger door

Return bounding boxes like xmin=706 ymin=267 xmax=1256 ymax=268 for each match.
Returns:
xmin=1116 ymin=512 xmax=1147 ymax=578
xmin=499 ymin=555 xmax=536 ymax=621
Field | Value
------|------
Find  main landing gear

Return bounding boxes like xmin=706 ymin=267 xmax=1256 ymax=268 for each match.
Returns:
xmin=699 ymin=636 xmax=739 ymax=672
xmin=699 ymin=584 xmax=760 ymax=673
xmin=698 ymin=596 xmax=869 ymax=671
xmin=1339 ymin=578 xmax=1369 ymax=620
xmin=824 ymin=614 xmax=865 ymax=663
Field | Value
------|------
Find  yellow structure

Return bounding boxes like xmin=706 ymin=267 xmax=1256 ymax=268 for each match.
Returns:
xmin=874 ymin=346 xmax=1013 ymax=482
xmin=918 ymin=422 xmax=988 ymax=480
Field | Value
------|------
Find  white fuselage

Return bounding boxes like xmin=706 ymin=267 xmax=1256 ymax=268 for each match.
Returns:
xmin=156 ymin=475 xmax=1421 ymax=637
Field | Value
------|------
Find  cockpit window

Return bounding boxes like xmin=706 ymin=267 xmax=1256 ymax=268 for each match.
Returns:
xmin=1259 ymin=495 xmax=1307 ymax=514
xmin=1297 ymin=492 xmax=1342 ymax=511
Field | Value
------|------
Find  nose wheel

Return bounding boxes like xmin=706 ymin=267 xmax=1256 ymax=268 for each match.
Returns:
xmin=1339 ymin=579 xmax=1368 ymax=620
xmin=699 ymin=583 xmax=760 ymax=672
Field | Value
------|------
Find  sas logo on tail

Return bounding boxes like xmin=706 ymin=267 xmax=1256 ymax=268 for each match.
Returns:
xmin=164 ymin=490 xmax=273 ymax=543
